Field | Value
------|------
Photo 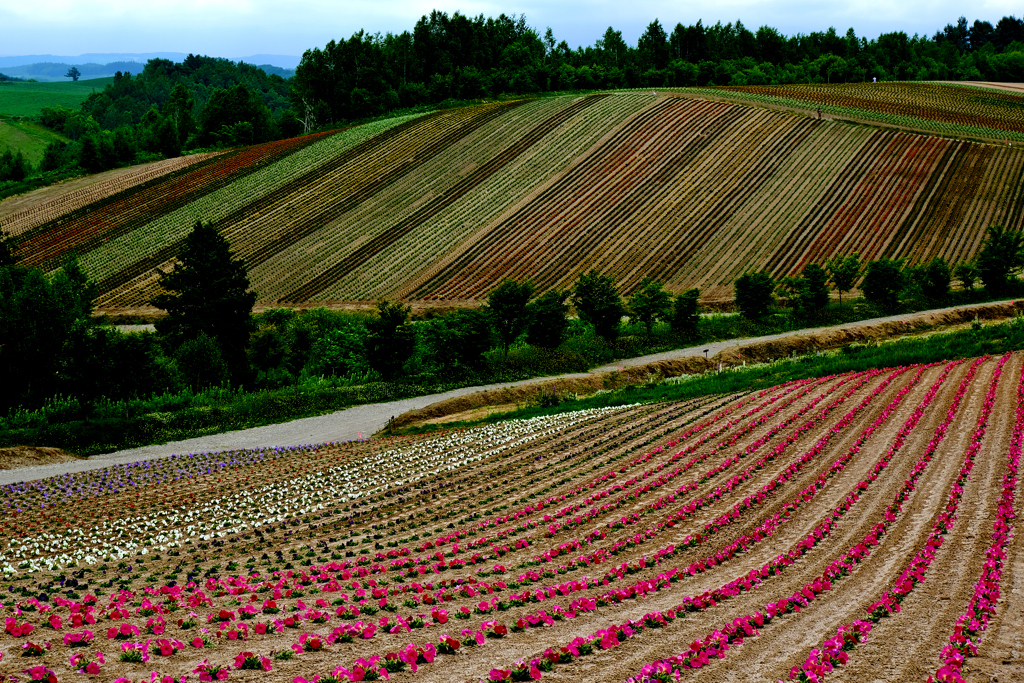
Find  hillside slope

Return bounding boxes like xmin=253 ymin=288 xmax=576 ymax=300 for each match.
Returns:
xmin=3 ymin=84 xmax=1023 ymax=307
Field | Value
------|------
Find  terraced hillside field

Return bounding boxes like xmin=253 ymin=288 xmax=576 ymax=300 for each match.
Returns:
xmin=1 ymin=353 xmax=1022 ymax=682
xmin=4 ymin=83 xmax=1024 ymax=306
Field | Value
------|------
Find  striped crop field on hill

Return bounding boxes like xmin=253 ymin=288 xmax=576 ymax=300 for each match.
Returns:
xmin=698 ymin=81 xmax=1024 ymax=141
xmin=4 ymin=83 xmax=1024 ymax=307
xmin=1 ymin=353 xmax=1022 ymax=682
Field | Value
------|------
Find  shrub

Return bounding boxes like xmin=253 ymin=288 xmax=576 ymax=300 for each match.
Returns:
xmin=670 ymin=288 xmax=700 ymax=339
xmin=734 ymin=272 xmax=774 ymax=320
xmin=795 ymin=263 xmax=830 ymax=317
xmin=954 ymin=262 xmax=980 ymax=291
xmin=825 ymin=253 xmax=861 ymax=305
xmin=977 ymin=225 xmax=1024 ymax=296
xmin=573 ymin=271 xmax=625 ymax=342
xmin=627 ymin=277 xmax=673 ymax=334
xmin=525 ymin=290 xmax=570 ymax=349
xmin=917 ymin=257 xmax=951 ymax=301
xmin=418 ymin=309 xmax=494 ymax=373
xmin=486 ymin=279 xmax=534 ymax=357
xmin=174 ymin=333 xmax=229 ymax=390
xmin=365 ymin=299 xmax=415 ymax=380
xmin=862 ymin=258 xmax=907 ymax=312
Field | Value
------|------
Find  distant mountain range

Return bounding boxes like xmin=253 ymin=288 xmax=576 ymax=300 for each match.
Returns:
xmin=0 ymin=53 xmax=301 ymax=69
xmin=0 ymin=53 xmax=298 ymax=81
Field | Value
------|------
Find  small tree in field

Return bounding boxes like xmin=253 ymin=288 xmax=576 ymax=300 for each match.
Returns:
xmin=795 ymin=263 xmax=830 ymax=318
xmin=670 ymin=288 xmax=700 ymax=339
xmin=825 ymin=253 xmax=861 ymax=305
xmin=954 ymin=262 xmax=979 ymax=291
xmin=364 ymin=299 xmax=415 ymax=380
xmin=65 ymin=66 xmax=81 ymax=81
xmin=628 ymin=277 xmax=672 ymax=334
xmin=976 ymin=225 xmax=1024 ymax=296
xmin=485 ymin=279 xmax=534 ymax=357
xmin=916 ymin=256 xmax=951 ymax=301
xmin=152 ymin=220 xmax=255 ymax=384
xmin=735 ymin=272 xmax=774 ymax=320
xmin=573 ymin=270 xmax=625 ymax=342
xmin=526 ymin=290 xmax=570 ymax=348
xmin=861 ymin=258 xmax=906 ymax=312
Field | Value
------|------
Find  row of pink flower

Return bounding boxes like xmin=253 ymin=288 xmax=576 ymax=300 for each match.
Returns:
xmin=931 ymin=356 xmax=1024 ymax=683
xmin=653 ymin=369 xmax=886 ymax=534
xmin=515 ymin=374 xmax=855 ymax=572
xmin=697 ymin=364 xmax=924 ymax=536
xmin=620 ymin=357 xmax=976 ymax=679
xmin=453 ymin=379 xmax=821 ymax=551
xmin=419 ymin=378 xmax=824 ymax=567
xmin=459 ymin=367 xmax=924 ymax=623
xmin=0 ymin=370 xmax=921 ymax=679
xmin=285 ymin=363 xmax=960 ymax=683
xmin=4 ymin=382 xmax=814 ymax=635
xmin=484 ymin=362 xmax=951 ymax=677
xmin=789 ymin=353 xmax=1007 ymax=682
xmin=103 ymin=371 xmax=916 ymax=643
xmin=603 ymin=372 xmax=872 ymax=534
xmin=99 ymin=366 xmax=925 ymax=679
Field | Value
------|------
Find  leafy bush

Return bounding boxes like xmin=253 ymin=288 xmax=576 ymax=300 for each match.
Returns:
xmin=670 ymin=288 xmax=700 ymax=339
xmin=573 ymin=270 xmax=625 ymax=342
xmin=174 ymin=333 xmax=229 ymax=390
xmin=977 ymin=225 xmax=1024 ymax=296
xmin=735 ymin=272 xmax=775 ymax=320
xmin=419 ymin=309 xmax=495 ymax=373
xmin=628 ymin=277 xmax=673 ymax=333
xmin=525 ymin=290 xmax=570 ymax=348
xmin=862 ymin=258 xmax=907 ymax=312
xmin=795 ymin=263 xmax=830 ymax=318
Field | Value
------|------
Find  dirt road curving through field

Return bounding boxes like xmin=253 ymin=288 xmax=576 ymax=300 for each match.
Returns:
xmin=0 ymin=299 xmax=1017 ymax=487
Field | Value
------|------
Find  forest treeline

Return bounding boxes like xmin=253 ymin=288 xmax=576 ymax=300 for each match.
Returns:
xmin=6 ymin=12 xmax=1024 ymax=187
xmin=289 ymin=12 xmax=1024 ymax=125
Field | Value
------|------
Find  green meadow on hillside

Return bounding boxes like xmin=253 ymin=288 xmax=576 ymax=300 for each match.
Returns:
xmin=0 ymin=77 xmax=114 ymax=117
xmin=0 ymin=115 xmax=69 ymax=165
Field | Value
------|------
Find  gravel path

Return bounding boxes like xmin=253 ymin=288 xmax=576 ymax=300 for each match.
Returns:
xmin=0 ymin=299 xmax=1011 ymax=486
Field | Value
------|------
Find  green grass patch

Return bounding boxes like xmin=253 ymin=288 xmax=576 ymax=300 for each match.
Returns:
xmin=0 ymin=114 xmax=68 ymax=165
xmin=0 ymin=78 xmax=114 ymax=118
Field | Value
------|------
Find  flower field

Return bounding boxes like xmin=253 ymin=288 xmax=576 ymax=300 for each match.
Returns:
xmin=5 ymin=84 xmax=1024 ymax=307
xmin=1 ymin=353 xmax=1023 ymax=682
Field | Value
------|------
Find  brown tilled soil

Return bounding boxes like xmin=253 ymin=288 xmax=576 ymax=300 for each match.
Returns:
xmin=0 ymin=446 xmax=80 ymax=469
xmin=1 ymin=356 xmax=1022 ymax=683
xmin=0 ymin=160 xmax=185 ymax=223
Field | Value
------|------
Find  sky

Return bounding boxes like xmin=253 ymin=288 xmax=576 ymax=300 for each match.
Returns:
xmin=1 ymin=0 xmax=1021 ymax=60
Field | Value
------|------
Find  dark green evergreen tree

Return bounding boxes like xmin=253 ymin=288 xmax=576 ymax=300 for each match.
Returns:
xmin=0 ymin=257 xmax=97 ymax=412
xmin=152 ymin=220 xmax=256 ymax=384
